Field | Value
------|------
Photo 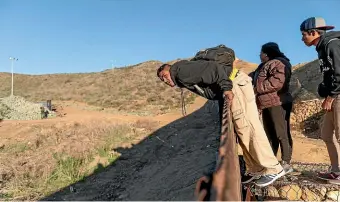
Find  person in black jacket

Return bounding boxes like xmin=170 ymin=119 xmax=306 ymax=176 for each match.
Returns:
xmin=300 ymin=17 xmax=340 ymax=183
xmin=157 ymin=47 xmax=286 ymax=187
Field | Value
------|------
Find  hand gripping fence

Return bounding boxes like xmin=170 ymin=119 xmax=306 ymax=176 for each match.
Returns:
xmin=195 ymin=98 xmax=242 ymax=201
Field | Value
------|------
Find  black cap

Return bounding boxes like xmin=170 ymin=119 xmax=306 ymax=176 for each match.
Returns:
xmin=261 ymin=42 xmax=286 ymax=59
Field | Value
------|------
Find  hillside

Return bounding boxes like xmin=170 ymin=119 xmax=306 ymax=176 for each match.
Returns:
xmin=0 ymin=54 xmax=335 ymax=201
xmin=0 ymin=59 xmax=258 ymax=115
xmin=292 ymin=59 xmax=321 ymax=99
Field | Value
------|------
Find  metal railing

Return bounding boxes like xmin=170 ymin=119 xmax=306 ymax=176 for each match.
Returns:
xmin=195 ymin=98 xmax=241 ymax=201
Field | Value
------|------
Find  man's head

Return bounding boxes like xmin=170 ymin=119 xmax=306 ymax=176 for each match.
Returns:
xmin=260 ymin=42 xmax=281 ymax=62
xmin=157 ymin=63 xmax=176 ymax=87
xmin=300 ymin=17 xmax=334 ymax=46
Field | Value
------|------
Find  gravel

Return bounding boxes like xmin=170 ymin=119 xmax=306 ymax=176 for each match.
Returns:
xmin=0 ymin=96 xmax=55 ymax=120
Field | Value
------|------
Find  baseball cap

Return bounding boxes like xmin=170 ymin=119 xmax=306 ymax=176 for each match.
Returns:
xmin=300 ymin=17 xmax=335 ymax=31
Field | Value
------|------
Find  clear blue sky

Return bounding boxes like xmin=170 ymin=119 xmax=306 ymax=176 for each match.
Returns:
xmin=1 ymin=0 xmax=340 ymax=74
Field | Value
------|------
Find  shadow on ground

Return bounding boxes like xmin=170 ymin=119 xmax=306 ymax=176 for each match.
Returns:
xmin=41 ymin=100 xmax=221 ymax=201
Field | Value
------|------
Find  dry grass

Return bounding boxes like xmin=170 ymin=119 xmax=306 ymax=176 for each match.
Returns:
xmin=0 ymin=59 xmax=258 ymax=115
xmin=0 ymin=119 xmax=159 ymax=200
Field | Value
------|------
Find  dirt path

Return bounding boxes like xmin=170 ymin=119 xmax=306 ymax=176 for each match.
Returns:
xmin=1 ymin=97 xmax=206 ymax=128
xmin=0 ymin=98 xmax=330 ymax=201
xmin=37 ymin=99 xmax=329 ymax=201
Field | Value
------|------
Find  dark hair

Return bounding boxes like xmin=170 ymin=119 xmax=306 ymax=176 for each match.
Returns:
xmin=157 ymin=64 xmax=170 ymax=77
xmin=306 ymin=29 xmax=326 ymax=35
xmin=261 ymin=42 xmax=290 ymax=61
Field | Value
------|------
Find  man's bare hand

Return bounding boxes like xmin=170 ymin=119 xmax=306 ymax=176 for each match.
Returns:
xmin=322 ymin=96 xmax=335 ymax=112
xmin=223 ymin=90 xmax=234 ymax=103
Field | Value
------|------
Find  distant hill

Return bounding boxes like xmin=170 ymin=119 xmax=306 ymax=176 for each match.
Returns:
xmin=0 ymin=58 xmax=260 ymax=115
xmin=291 ymin=59 xmax=321 ymax=100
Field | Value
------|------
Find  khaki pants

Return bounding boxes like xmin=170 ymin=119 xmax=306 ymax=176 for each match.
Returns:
xmin=231 ymin=71 xmax=283 ymax=175
xmin=321 ymin=96 xmax=340 ymax=172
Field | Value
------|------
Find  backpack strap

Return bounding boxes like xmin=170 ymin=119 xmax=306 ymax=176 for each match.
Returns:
xmin=229 ymin=68 xmax=239 ymax=81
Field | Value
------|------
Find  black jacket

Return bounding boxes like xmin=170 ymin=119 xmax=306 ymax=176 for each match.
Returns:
xmin=316 ymin=31 xmax=340 ymax=98
xmin=169 ymin=60 xmax=233 ymax=100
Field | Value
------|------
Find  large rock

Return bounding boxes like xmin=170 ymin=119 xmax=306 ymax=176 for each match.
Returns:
xmin=0 ymin=95 xmax=56 ymax=120
xmin=315 ymin=186 xmax=327 ymax=198
xmin=301 ymin=187 xmax=321 ymax=201
xmin=278 ymin=184 xmax=303 ymax=200
xmin=326 ymin=190 xmax=340 ymax=201
xmin=291 ymin=99 xmax=323 ymax=124
xmin=265 ymin=186 xmax=280 ymax=200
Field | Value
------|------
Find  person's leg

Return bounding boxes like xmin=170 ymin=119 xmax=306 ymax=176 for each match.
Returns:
xmin=284 ymin=102 xmax=293 ymax=153
xmin=216 ymin=99 xmax=246 ymax=177
xmin=281 ymin=102 xmax=294 ymax=173
xmin=321 ymin=111 xmax=337 ymax=167
xmin=230 ymin=82 xmax=263 ymax=175
xmin=265 ymin=104 xmax=294 ymax=173
xmin=262 ymin=108 xmax=280 ymax=155
xmin=318 ymin=97 xmax=340 ymax=183
xmin=231 ymin=72 xmax=285 ymax=187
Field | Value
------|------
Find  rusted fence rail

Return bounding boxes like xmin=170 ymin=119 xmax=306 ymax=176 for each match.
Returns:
xmin=195 ymin=98 xmax=241 ymax=201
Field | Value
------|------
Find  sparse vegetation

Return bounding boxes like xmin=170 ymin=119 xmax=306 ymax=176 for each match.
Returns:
xmin=0 ymin=58 xmax=275 ymax=201
xmin=0 ymin=59 xmax=257 ymax=115
xmin=0 ymin=119 xmax=158 ymax=200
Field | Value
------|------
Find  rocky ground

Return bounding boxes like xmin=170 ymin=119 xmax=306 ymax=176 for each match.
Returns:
xmin=0 ymin=96 xmax=55 ymax=120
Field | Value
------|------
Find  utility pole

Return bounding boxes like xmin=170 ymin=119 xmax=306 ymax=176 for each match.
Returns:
xmin=9 ymin=57 xmax=18 ymax=96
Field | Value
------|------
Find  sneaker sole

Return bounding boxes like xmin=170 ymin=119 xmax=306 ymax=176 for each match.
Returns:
xmin=241 ymin=177 xmax=254 ymax=184
xmin=254 ymin=170 xmax=286 ymax=187
xmin=241 ymin=176 xmax=260 ymax=184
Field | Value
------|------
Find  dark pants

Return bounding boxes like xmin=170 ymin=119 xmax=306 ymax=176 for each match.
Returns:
xmin=262 ymin=102 xmax=293 ymax=163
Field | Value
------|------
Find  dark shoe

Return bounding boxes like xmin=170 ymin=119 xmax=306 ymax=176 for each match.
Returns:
xmin=317 ymin=172 xmax=340 ymax=181
xmin=254 ymin=170 xmax=286 ymax=187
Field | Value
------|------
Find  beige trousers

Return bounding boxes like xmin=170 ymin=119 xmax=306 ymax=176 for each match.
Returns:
xmin=321 ymin=96 xmax=340 ymax=173
xmin=232 ymin=71 xmax=283 ymax=175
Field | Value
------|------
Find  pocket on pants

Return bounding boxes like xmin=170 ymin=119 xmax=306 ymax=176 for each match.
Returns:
xmin=233 ymin=109 xmax=249 ymax=130
xmin=237 ymin=78 xmax=255 ymax=103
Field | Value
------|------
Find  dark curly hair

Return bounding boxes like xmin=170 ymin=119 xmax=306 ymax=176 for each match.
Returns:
xmin=157 ymin=63 xmax=170 ymax=77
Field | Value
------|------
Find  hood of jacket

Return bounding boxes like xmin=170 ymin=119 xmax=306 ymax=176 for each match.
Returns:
xmin=316 ymin=31 xmax=340 ymax=52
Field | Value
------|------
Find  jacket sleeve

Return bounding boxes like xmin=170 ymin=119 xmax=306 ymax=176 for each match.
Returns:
xmin=175 ymin=61 xmax=233 ymax=92
xmin=255 ymin=59 xmax=286 ymax=94
xmin=328 ymin=41 xmax=340 ymax=98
